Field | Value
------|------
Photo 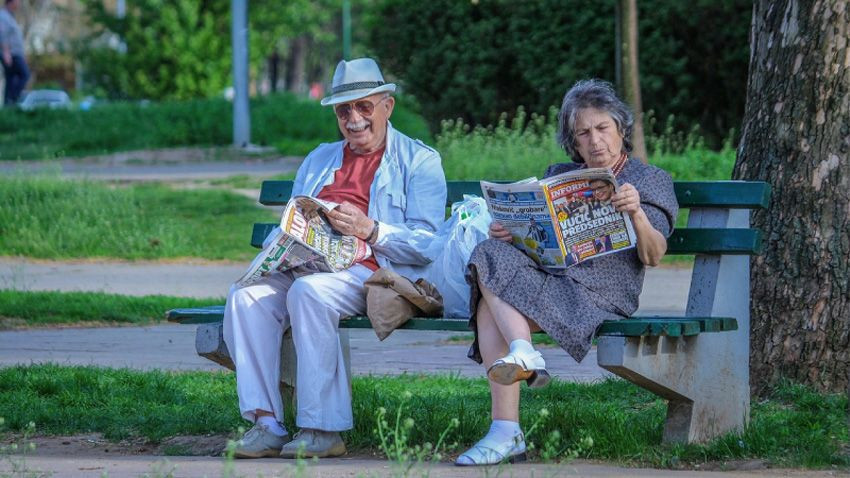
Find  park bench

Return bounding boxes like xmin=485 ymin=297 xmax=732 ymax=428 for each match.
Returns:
xmin=167 ymin=178 xmax=770 ymax=444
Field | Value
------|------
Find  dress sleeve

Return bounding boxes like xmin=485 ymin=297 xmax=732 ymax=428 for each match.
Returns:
xmin=635 ymin=168 xmax=678 ymax=238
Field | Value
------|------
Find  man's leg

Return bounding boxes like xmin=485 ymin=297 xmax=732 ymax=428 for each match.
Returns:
xmin=6 ymin=56 xmax=29 ymax=104
xmin=3 ymin=62 xmax=12 ymax=105
xmin=281 ymin=264 xmax=372 ymax=457
xmin=223 ymin=271 xmax=298 ymax=457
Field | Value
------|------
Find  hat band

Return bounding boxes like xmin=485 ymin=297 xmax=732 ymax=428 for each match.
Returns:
xmin=332 ymin=81 xmax=385 ymax=95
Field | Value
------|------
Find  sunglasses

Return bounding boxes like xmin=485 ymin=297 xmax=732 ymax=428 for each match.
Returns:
xmin=334 ymin=96 xmax=389 ymax=121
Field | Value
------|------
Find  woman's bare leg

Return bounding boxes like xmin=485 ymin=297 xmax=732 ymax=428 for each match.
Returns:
xmin=475 ymin=298 xmax=520 ymax=422
xmin=478 ymin=278 xmax=541 ymax=341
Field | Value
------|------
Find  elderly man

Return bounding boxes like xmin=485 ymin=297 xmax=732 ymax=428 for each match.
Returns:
xmin=1 ymin=0 xmax=29 ymax=105
xmin=224 ymin=58 xmax=446 ymax=459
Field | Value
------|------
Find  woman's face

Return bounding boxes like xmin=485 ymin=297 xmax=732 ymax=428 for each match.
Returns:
xmin=573 ymin=107 xmax=624 ymax=169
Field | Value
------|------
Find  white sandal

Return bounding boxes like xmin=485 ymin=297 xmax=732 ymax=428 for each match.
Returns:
xmin=455 ymin=432 xmax=527 ymax=466
xmin=487 ymin=349 xmax=550 ymax=388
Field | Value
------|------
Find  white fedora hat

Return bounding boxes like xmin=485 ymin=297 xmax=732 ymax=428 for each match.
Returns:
xmin=320 ymin=58 xmax=396 ymax=106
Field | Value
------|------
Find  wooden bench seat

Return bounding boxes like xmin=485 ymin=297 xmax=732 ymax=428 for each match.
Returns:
xmin=167 ymin=179 xmax=770 ymax=444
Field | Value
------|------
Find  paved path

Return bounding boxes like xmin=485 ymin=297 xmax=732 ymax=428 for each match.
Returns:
xmin=0 ymin=258 xmax=692 ymax=313
xmin=0 ymin=147 xmax=302 ymax=181
xmin=2 ymin=455 xmax=839 ymax=478
xmin=0 ymin=258 xmax=691 ymax=381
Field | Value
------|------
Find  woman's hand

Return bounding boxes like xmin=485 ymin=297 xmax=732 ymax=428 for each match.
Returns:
xmin=325 ymin=201 xmax=374 ymax=239
xmin=489 ymin=221 xmax=513 ymax=243
xmin=611 ymin=183 xmax=641 ymax=216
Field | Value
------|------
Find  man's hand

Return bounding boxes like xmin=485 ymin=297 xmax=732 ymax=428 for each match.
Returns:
xmin=2 ymin=51 xmax=11 ymax=67
xmin=611 ymin=182 xmax=641 ymax=216
xmin=325 ymin=201 xmax=374 ymax=239
xmin=489 ymin=221 xmax=513 ymax=243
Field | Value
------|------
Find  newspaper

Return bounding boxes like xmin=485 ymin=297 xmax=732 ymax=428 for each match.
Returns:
xmin=235 ymin=196 xmax=372 ymax=287
xmin=480 ymin=167 xmax=637 ymax=268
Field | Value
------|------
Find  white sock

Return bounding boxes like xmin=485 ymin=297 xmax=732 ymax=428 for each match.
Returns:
xmin=486 ymin=419 xmax=523 ymax=443
xmin=257 ymin=415 xmax=288 ymax=437
xmin=509 ymin=339 xmax=535 ymax=355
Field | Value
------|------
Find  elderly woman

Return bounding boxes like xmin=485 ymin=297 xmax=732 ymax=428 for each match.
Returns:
xmin=456 ymin=79 xmax=678 ymax=466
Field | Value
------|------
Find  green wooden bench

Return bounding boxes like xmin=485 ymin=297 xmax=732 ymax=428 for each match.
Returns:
xmin=168 ymin=179 xmax=770 ymax=444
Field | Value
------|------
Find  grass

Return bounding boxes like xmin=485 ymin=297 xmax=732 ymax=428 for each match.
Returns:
xmin=0 ymin=290 xmax=221 ymax=328
xmin=0 ymin=174 xmax=276 ymax=261
xmin=0 ymin=365 xmax=846 ymax=468
xmin=436 ymin=107 xmax=736 ymax=182
xmin=446 ymin=333 xmax=558 ymax=347
xmin=0 ymin=93 xmax=433 ymax=160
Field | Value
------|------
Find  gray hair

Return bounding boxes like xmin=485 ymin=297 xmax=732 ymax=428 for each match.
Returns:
xmin=556 ymin=79 xmax=634 ymax=163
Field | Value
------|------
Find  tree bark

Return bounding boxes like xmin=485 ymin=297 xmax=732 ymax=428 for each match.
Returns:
xmin=734 ymin=0 xmax=850 ymax=396
xmin=619 ymin=0 xmax=648 ymax=163
xmin=286 ymin=35 xmax=308 ymax=95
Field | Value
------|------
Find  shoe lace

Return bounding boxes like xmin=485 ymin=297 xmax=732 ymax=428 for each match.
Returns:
xmin=243 ymin=424 xmax=265 ymax=442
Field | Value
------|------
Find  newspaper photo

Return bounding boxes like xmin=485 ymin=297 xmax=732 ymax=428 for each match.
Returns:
xmin=481 ymin=168 xmax=636 ymax=268
xmin=235 ymin=196 xmax=372 ymax=287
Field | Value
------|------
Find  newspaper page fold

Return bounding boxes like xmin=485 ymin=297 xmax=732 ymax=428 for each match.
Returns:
xmin=480 ymin=167 xmax=636 ymax=268
xmin=236 ymin=196 xmax=372 ymax=287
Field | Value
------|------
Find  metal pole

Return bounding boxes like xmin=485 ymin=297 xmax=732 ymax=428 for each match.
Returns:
xmin=232 ymin=0 xmax=250 ymax=148
xmin=342 ymin=0 xmax=351 ymax=60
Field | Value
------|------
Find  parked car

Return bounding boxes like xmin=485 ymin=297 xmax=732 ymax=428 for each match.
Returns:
xmin=19 ymin=89 xmax=72 ymax=111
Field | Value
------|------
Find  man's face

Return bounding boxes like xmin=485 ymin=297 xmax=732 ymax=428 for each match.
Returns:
xmin=7 ymin=0 xmax=19 ymax=11
xmin=334 ymin=93 xmax=394 ymax=154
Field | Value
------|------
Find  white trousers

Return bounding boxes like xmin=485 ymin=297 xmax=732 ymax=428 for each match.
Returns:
xmin=222 ymin=264 xmax=372 ymax=431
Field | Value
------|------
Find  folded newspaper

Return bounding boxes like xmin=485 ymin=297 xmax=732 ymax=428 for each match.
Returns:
xmin=481 ymin=167 xmax=637 ymax=268
xmin=235 ymin=196 xmax=372 ymax=287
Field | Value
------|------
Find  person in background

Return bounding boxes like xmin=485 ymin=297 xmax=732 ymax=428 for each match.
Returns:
xmin=0 ymin=0 xmax=29 ymax=106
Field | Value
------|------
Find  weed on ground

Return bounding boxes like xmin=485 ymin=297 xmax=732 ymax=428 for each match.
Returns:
xmin=0 ymin=365 xmax=846 ymax=469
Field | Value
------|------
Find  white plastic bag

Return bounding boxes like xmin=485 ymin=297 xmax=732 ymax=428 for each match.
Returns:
xmin=420 ymin=195 xmax=491 ymax=317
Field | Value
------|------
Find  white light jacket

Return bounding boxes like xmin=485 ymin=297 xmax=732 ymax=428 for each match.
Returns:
xmin=268 ymin=123 xmax=447 ymax=281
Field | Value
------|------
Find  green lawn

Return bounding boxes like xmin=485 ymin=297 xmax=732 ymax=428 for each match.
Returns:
xmin=0 ymin=365 xmax=846 ymax=468
xmin=0 ymin=175 xmax=275 ymax=261
xmin=0 ymin=94 xmax=433 ymax=160
xmin=0 ymin=290 xmax=221 ymax=329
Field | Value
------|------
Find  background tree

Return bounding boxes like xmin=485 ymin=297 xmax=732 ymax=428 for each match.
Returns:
xmin=616 ymin=0 xmax=648 ymax=162
xmin=368 ymin=0 xmax=751 ymax=146
xmin=78 ymin=0 xmax=338 ymax=100
xmin=734 ymin=0 xmax=849 ymax=395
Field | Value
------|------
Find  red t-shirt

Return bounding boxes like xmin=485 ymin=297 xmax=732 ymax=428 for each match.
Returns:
xmin=316 ymin=144 xmax=385 ymax=271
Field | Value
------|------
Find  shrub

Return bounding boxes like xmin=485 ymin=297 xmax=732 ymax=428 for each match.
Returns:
xmin=368 ymin=0 xmax=751 ymax=147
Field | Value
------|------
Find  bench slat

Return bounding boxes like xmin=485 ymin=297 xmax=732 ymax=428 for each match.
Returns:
xmin=252 ymin=222 xmax=762 ymax=255
xmin=261 ymin=180 xmax=771 ymax=210
xmin=667 ymin=228 xmax=762 ymax=255
xmin=259 ymin=181 xmax=294 ymax=206
xmin=167 ymin=307 xmax=736 ymax=337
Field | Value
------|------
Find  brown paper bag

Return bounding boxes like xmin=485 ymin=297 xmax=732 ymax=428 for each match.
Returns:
xmin=364 ymin=268 xmax=444 ymax=340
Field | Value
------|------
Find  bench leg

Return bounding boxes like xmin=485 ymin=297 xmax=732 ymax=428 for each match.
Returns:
xmin=194 ymin=323 xmax=353 ymax=412
xmin=597 ymin=208 xmax=751 ymax=443
xmin=194 ymin=322 xmax=299 ymax=409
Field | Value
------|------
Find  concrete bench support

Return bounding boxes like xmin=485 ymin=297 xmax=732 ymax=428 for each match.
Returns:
xmin=195 ymin=322 xmax=351 ymax=407
xmin=597 ymin=208 xmax=751 ymax=443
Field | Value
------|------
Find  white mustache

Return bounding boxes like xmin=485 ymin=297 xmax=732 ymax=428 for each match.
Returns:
xmin=346 ymin=120 xmax=370 ymax=130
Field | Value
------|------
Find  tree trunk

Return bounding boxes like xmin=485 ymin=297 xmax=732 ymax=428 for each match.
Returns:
xmin=733 ymin=0 xmax=850 ymax=396
xmin=619 ymin=0 xmax=648 ymax=163
xmin=286 ymin=35 xmax=308 ymax=95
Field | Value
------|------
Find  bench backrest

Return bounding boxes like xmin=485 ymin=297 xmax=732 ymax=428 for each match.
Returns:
xmin=251 ymin=180 xmax=770 ymax=256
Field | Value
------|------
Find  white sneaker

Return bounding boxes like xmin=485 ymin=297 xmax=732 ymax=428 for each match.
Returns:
xmin=487 ymin=348 xmax=550 ymax=388
xmin=455 ymin=431 xmax=527 ymax=466
xmin=279 ymin=428 xmax=346 ymax=458
xmin=232 ymin=423 xmax=290 ymax=458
